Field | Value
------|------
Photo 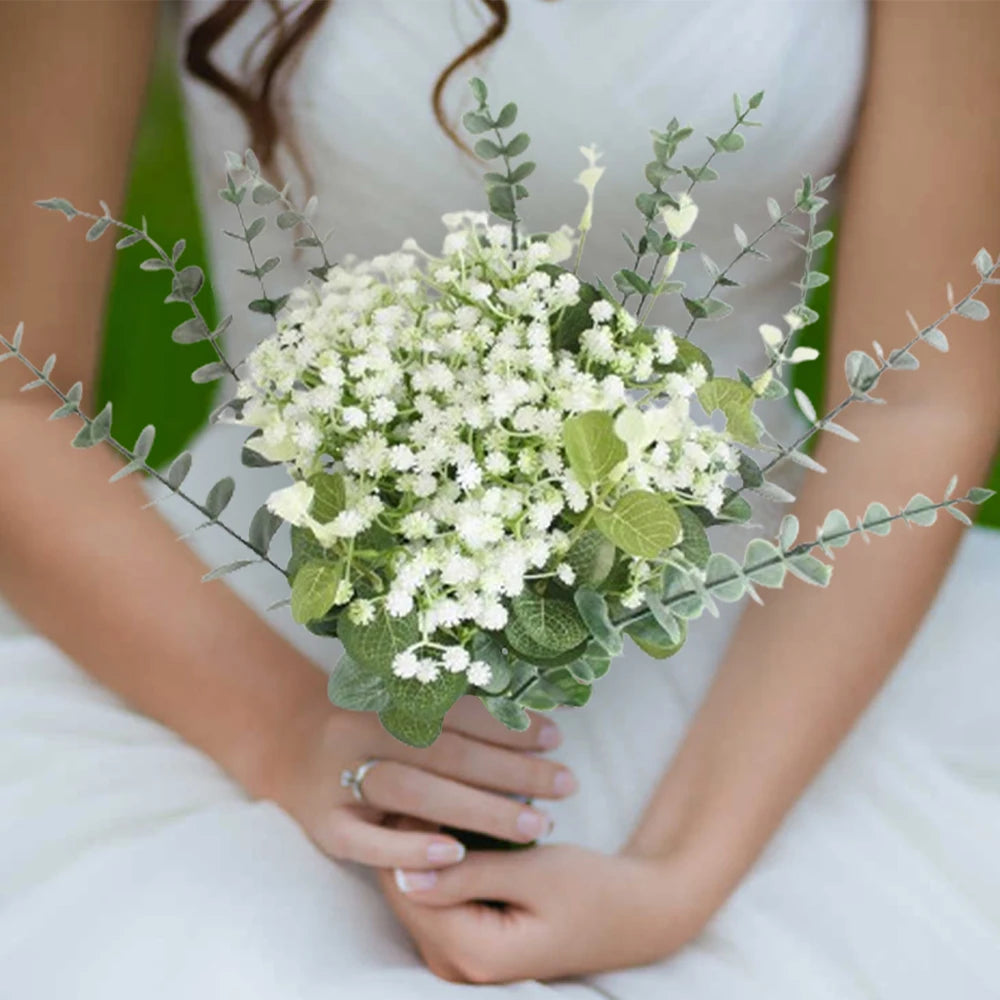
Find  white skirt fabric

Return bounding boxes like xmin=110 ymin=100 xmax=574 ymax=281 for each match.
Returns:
xmin=2 ymin=525 xmax=999 ymax=999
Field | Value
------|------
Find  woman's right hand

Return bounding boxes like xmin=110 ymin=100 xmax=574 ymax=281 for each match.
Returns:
xmin=259 ymin=695 xmax=576 ymax=873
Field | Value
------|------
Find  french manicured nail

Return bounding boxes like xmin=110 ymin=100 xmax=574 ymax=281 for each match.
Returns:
xmin=516 ymin=810 xmax=551 ymax=839
xmin=427 ymin=841 xmax=466 ymax=864
xmin=538 ymin=723 xmax=562 ymax=749
xmin=395 ymin=868 xmax=438 ymax=893
xmin=553 ymin=769 xmax=577 ymax=796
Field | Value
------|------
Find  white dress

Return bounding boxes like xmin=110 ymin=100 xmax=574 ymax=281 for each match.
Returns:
xmin=2 ymin=2 xmax=999 ymax=996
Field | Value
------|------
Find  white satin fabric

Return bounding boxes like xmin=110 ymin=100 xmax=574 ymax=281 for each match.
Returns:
xmin=3 ymin=2 xmax=1000 ymax=997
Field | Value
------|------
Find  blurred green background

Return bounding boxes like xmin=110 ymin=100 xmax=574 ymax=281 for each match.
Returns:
xmin=97 ymin=41 xmax=216 ymax=470
xmin=99 ymin=48 xmax=999 ymax=526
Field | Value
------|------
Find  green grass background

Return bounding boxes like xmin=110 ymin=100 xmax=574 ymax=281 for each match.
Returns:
xmin=99 ymin=57 xmax=999 ymax=526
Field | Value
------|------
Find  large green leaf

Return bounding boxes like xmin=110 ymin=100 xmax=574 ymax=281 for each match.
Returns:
xmin=309 ymin=471 xmax=346 ymax=523
xmin=562 ymin=530 xmax=616 ymax=586
xmin=480 ymin=695 xmax=531 ymax=731
xmin=573 ymin=587 xmax=624 ymax=655
xmin=469 ymin=632 xmax=513 ymax=694
xmin=287 ymin=524 xmax=337 ymax=578
xmin=565 ymin=640 xmax=613 ymax=683
xmin=624 ymin=613 xmax=687 ymax=659
xmin=594 ymin=491 xmax=682 ymax=558
xmin=562 ymin=411 xmax=627 ymax=488
xmin=541 ymin=269 xmax=603 ymax=352
xmin=697 ymin=377 xmax=759 ymax=446
xmin=339 ymin=604 xmax=420 ymax=675
xmin=290 ymin=561 xmax=343 ymax=624
xmin=675 ymin=505 xmax=711 ymax=568
xmin=327 ymin=654 xmax=391 ymax=712
xmin=509 ymin=593 xmax=590 ymax=655
xmin=379 ymin=670 xmax=467 ymax=747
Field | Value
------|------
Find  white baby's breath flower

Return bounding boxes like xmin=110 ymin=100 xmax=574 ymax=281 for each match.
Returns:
xmin=347 ymin=600 xmax=375 ymax=626
xmin=266 ymin=481 xmax=314 ymax=527
xmin=467 ymin=661 xmax=493 ymax=688
xmin=587 ymin=298 xmax=614 ymax=326
xmin=654 ymin=327 xmax=678 ymax=364
xmin=415 ymin=658 xmax=441 ymax=684
xmin=392 ymin=650 xmax=420 ymax=679
xmin=442 ymin=646 xmax=471 ymax=674
xmin=386 ymin=589 xmax=414 ymax=618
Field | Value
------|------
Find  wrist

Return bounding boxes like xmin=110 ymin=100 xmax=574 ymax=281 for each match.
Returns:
xmin=627 ymin=840 xmax=736 ymax=940
xmin=216 ymin=655 xmax=330 ymax=803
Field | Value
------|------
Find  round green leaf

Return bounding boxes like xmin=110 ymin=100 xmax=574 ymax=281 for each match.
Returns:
xmin=509 ymin=593 xmax=590 ymax=655
xmin=562 ymin=411 xmax=627 ymax=488
xmin=290 ymin=560 xmax=343 ymax=624
xmin=593 ymin=491 xmax=681 ymax=558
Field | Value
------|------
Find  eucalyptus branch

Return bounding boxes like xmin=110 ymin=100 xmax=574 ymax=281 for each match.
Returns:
xmin=234 ymin=197 xmax=288 ymax=318
xmin=617 ymin=488 xmax=993 ymax=633
xmin=762 ymin=252 xmax=999 ymax=476
xmin=275 ymin=188 xmax=333 ymax=278
xmin=680 ymin=202 xmax=801 ymax=340
xmin=0 ymin=327 xmax=284 ymax=576
xmin=224 ymin=150 xmax=334 ymax=281
xmin=463 ymin=79 xmax=534 ymax=252
xmin=625 ymin=94 xmax=764 ymax=318
xmin=36 ymin=199 xmax=238 ymax=381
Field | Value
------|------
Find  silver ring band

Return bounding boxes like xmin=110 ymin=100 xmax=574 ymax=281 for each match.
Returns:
xmin=340 ymin=757 xmax=382 ymax=804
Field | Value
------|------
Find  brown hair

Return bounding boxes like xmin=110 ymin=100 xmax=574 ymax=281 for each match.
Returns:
xmin=185 ymin=0 xmax=534 ymax=175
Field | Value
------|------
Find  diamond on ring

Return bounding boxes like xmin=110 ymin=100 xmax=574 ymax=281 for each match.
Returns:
xmin=340 ymin=757 xmax=381 ymax=803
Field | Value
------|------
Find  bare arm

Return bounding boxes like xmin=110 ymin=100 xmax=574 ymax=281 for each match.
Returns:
xmin=626 ymin=0 xmax=1000 ymax=911
xmin=0 ymin=1 xmax=324 ymax=793
xmin=0 ymin=4 xmax=575 ymax=863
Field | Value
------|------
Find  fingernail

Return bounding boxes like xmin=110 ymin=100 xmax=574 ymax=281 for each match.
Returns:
xmin=516 ymin=810 xmax=551 ymax=840
xmin=553 ymin=769 xmax=577 ymax=796
xmin=394 ymin=868 xmax=438 ymax=893
xmin=538 ymin=723 xmax=562 ymax=749
xmin=427 ymin=840 xmax=466 ymax=864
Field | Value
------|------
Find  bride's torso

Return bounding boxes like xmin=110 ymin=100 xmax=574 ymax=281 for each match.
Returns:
xmin=164 ymin=1 xmax=869 ymax=658
xmin=180 ymin=0 xmax=868 ymax=354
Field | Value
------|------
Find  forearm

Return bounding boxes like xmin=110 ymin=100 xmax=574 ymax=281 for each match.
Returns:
xmin=626 ymin=0 xmax=1000 ymax=910
xmin=625 ymin=403 xmax=994 ymax=898
xmin=0 ymin=397 xmax=325 ymax=795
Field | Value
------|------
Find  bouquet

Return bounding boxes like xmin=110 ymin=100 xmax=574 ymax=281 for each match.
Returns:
xmin=7 ymin=79 xmax=995 ymax=749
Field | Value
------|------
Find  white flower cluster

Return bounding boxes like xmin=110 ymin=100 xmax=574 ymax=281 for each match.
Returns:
xmin=234 ymin=211 xmax=738 ymax=684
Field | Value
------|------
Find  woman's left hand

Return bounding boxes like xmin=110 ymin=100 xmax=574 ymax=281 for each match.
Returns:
xmin=377 ymin=843 xmax=719 ymax=984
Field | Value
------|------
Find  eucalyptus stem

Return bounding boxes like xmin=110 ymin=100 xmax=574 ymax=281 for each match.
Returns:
xmin=764 ymin=207 xmax=818 ymax=365
xmin=681 ymin=203 xmax=801 ymax=340
xmin=0 ymin=331 xmax=283 ymax=575
xmin=762 ymin=259 xmax=1000 ymax=475
xmin=631 ymin=104 xmax=756 ymax=318
xmin=274 ymin=189 xmax=332 ymax=275
xmin=614 ymin=492 xmax=983 ymax=632
xmin=64 ymin=206 xmax=238 ymax=380
xmin=492 ymin=122 xmax=520 ymax=251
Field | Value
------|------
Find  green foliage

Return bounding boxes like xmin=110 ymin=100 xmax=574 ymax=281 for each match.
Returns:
xmin=594 ymin=491 xmax=682 ymax=558
xmin=464 ymin=77 xmax=532 ymax=243
xmin=97 ymin=44 xmax=216 ymax=469
xmin=508 ymin=593 xmax=590 ymax=657
xmin=562 ymin=410 xmax=627 ymax=488
xmin=697 ymin=377 xmax=760 ymax=445
xmin=327 ymin=655 xmax=390 ymax=712
xmin=290 ymin=561 xmax=343 ymax=624
xmin=563 ymin=530 xmax=616 ymax=587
